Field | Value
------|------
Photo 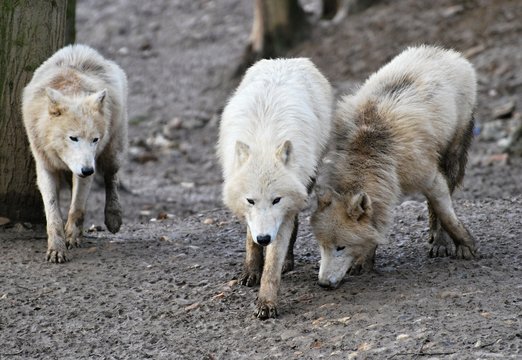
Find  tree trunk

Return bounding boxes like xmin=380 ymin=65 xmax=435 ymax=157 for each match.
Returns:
xmin=235 ymin=0 xmax=309 ymax=77
xmin=0 ymin=0 xmax=68 ymax=223
xmin=66 ymin=0 xmax=76 ymax=45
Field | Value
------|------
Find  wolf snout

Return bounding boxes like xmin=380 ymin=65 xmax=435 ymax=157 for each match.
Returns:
xmin=318 ymin=279 xmax=340 ymax=290
xmin=256 ymin=234 xmax=271 ymax=246
xmin=81 ymin=166 xmax=94 ymax=177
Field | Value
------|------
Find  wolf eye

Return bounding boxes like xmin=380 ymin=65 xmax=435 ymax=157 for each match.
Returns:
xmin=272 ymin=197 xmax=281 ymax=205
xmin=93 ymin=138 xmax=99 ymax=143
xmin=246 ymin=198 xmax=255 ymax=205
xmin=336 ymin=246 xmax=346 ymax=252
xmin=69 ymin=136 xmax=78 ymax=142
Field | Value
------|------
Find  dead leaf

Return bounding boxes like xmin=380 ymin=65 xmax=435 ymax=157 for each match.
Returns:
xmin=185 ymin=303 xmax=200 ymax=311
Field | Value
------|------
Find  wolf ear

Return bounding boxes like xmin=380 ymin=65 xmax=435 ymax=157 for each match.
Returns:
xmin=346 ymin=192 xmax=372 ymax=221
xmin=45 ymin=87 xmax=66 ymax=116
xmin=276 ymin=140 xmax=292 ymax=165
xmin=235 ymin=141 xmax=250 ymax=167
xmin=87 ymin=89 xmax=107 ymax=112
xmin=316 ymin=186 xmax=333 ymax=211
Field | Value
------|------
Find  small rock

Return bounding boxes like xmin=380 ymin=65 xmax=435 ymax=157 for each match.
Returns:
xmin=492 ymin=99 xmax=516 ymax=119
xmin=159 ymin=235 xmax=171 ymax=242
xmin=396 ymin=334 xmax=410 ymax=341
xmin=181 ymin=182 xmax=195 ymax=189
xmin=203 ymin=218 xmax=215 ymax=225
xmin=227 ymin=279 xmax=238 ymax=287
xmin=117 ymin=47 xmax=129 ymax=55
xmin=441 ymin=5 xmax=464 ymax=18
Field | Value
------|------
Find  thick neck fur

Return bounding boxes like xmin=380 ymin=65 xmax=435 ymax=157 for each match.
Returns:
xmin=329 ymin=100 xmax=400 ymax=232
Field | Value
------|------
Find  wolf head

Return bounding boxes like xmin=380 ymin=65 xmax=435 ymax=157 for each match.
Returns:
xmin=44 ymin=87 xmax=108 ymax=177
xmin=311 ymin=187 xmax=384 ymax=288
xmin=224 ymin=140 xmax=308 ymax=246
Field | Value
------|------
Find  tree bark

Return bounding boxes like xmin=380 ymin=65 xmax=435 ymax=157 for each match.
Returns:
xmin=0 ymin=0 xmax=68 ymax=223
xmin=235 ymin=0 xmax=309 ymax=77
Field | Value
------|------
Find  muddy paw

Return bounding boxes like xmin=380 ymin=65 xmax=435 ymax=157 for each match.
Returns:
xmin=455 ymin=244 xmax=476 ymax=260
xmin=238 ymin=270 xmax=261 ymax=287
xmin=348 ymin=263 xmax=365 ymax=275
xmin=429 ymin=230 xmax=456 ymax=257
xmin=66 ymin=236 xmax=82 ymax=249
xmin=429 ymin=243 xmax=456 ymax=257
xmin=105 ymin=203 xmax=122 ymax=234
xmin=348 ymin=255 xmax=375 ymax=275
xmin=255 ymin=300 xmax=278 ymax=319
xmin=46 ymin=248 xmax=68 ymax=263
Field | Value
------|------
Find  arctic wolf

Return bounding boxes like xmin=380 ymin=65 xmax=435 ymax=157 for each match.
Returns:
xmin=22 ymin=44 xmax=128 ymax=263
xmin=218 ymin=58 xmax=333 ymax=318
xmin=311 ymin=45 xmax=477 ymax=289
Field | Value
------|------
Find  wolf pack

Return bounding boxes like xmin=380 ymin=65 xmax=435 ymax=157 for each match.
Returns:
xmin=22 ymin=44 xmax=477 ymax=319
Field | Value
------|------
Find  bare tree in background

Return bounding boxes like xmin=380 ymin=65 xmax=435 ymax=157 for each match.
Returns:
xmin=236 ymin=0 xmax=309 ymax=76
xmin=0 ymin=0 xmax=73 ymax=223
xmin=236 ymin=0 xmax=381 ymax=76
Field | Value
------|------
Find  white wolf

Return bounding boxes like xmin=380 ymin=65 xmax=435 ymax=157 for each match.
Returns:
xmin=312 ymin=45 xmax=477 ymax=288
xmin=22 ymin=44 xmax=128 ymax=263
xmin=218 ymin=58 xmax=333 ymax=318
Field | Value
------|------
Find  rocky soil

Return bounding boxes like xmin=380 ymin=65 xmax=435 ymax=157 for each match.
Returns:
xmin=1 ymin=0 xmax=521 ymax=359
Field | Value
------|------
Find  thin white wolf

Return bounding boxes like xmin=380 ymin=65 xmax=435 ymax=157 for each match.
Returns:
xmin=312 ymin=45 xmax=477 ymax=288
xmin=218 ymin=58 xmax=333 ymax=319
xmin=22 ymin=44 xmax=128 ymax=263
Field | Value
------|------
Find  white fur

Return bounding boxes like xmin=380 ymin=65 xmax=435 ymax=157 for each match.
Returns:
xmin=314 ymin=45 xmax=477 ymax=287
xmin=22 ymin=44 xmax=128 ymax=263
xmin=218 ymin=58 xmax=333 ymax=317
xmin=218 ymin=58 xmax=333 ymax=242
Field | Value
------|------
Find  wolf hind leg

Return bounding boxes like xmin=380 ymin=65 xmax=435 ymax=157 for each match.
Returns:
xmin=282 ymin=215 xmax=298 ymax=273
xmin=104 ymin=172 xmax=122 ymax=233
xmin=239 ymin=227 xmax=264 ymax=287
xmin=65 ymin=174 xmax=93 ymax=248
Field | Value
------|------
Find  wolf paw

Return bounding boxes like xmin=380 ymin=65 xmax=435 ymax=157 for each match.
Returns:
xmin=66 ymin=236 xmax=82 ymax=249
xmin=239 ymin=270 xmax=261 ymax=287
xmin=429 ymin=230 xmax=456 ymax=257
xmin=105 ymin=202 xmax=122 ymax=234
xmin=255 ymin=300 xmax=278 ymax=319
xmin=429 ymin=244 xmax=455 ymax=258
xmin=46 ymin=248 xmax=68 ymax=263
xmin=455 ymin=244 xmax=476 ymax=260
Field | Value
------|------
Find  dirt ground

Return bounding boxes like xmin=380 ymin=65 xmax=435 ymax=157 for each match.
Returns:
xmin=1 ymin=0 xmax=521 ymax=358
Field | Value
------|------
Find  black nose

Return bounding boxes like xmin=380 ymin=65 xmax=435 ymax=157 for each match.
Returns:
xmin=256 ymin=234 xmax=271 ymax=246
xmin=81 ymin=167 xmax=94 ymax=176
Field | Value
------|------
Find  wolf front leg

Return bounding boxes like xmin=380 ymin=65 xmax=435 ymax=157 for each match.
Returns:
xmin=239 ymin=227 xmax=263 ymax=286
xmin=424 ymin=172 xmax=476 ymax=259
xmin=255 ymin=218 xmax=294 ymax=319
xmin=104 ymin=172 xmax=122 ymax=233
xmin=36 ymin=162 xmax=66 ymax=263
xmin=65 ymin=174 xmax=94 ymax=248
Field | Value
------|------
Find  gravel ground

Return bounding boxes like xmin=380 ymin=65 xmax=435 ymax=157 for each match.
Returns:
xmin=1 ymin=0 xmax=521 ymax=359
